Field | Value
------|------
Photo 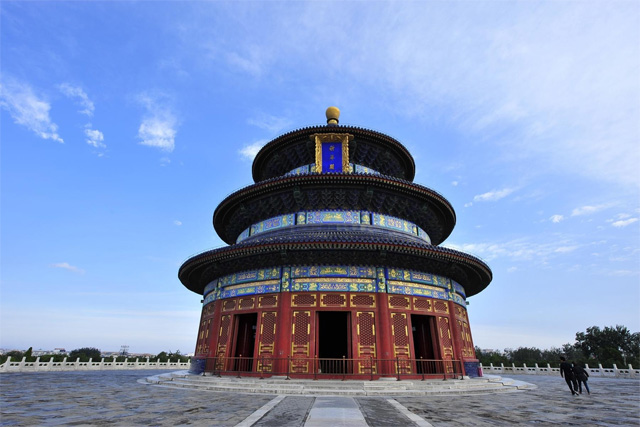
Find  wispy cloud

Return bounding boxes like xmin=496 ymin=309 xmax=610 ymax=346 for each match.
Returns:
xmin=137 ymin=93 xmax=178 ymax=152
xmin=550 ymin=215 xmax=564 ymax=223
xmin=84 ymin=126 xmax=105 ymax=149
xmin=0 ymin=78 xmax=63 ymax=143
xmin=571 ymin=204 xmax=610 ymax=217
xmin=50 ymin=262 xmax=84 ymax=274
xmin=58 ymin=83 xmax=94 ymax=117
xmin=239 ymin=139 xmax=267 ymax=161
xmin=446 ymin=237 xmax=582 ymax=263
xmin=188 ymin=3 xmax=639 ymax=188
xmin=247 ymin=113 xmax=293 ymax=134
xmin=226 ymin=47 xmax=267 ymax=77
xmin=473 ymin=188 xmax=515 ymax=203
xmin=554 ymin=246 xmax=578 ymax=253
xmin=612 ymin=218 xmax=638 ymax=228
xmin=173 ymin=220 xmax=182 ymax=226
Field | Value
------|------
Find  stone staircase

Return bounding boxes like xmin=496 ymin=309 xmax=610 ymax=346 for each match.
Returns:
xmin=141 ymin=371 xmax=536 ymax=396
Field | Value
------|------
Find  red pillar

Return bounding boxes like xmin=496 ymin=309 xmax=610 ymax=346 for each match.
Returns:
xmin=275 ymin=292 xmax=292 ymax=372
xmin=377 ymin=292 xmax=394 ymax=376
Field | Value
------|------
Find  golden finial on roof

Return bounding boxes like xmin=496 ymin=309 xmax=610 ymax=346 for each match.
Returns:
xmin=326 ymin=106 xmax=340 ymax=125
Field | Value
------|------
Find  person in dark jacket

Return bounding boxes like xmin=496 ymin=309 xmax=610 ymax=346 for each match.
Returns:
xmin=573 ymin=362 xmax=590 ymax=394
xmin=559 ymin=356 xmax=579 ymax=395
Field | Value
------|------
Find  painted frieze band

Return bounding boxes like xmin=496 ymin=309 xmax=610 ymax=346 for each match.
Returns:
xmin=387 ymin=268 xmax=450 ymax=289
xmin=290 ymin=278 xmax=376 ymax=293
xmin=203 ymin=265 xmax=467 ymax=307
xmin=291 ymin=265 xmax=375 ymax=278
xmin=237 ymin=210 xmax=431 ymax=243
xmin=285 ymin=163 xmax=382 ymax=177
xmin=218 ymin=267 xmax=281 ymax=287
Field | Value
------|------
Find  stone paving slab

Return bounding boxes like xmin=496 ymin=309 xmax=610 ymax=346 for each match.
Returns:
xmin=304 ymin=397 xmax=367 ymax=426
xmin=395 ymin=375 xmax=640 ymax=426
xmin=355 ymin=397 xmax=421 ymax=426
xmin=0 ymin=370 xmax=274 ymax=426
xmin=1 ymin=370 xmax=638 ymax=426
xmin=253 ymin=396 xmax=315 ymax=427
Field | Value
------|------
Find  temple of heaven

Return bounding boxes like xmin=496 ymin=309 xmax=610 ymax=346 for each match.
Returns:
xmin=179 ymin=107 xmax=492 ymax=379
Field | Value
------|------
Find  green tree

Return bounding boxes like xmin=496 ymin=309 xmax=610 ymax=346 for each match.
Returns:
xmin=69 ymin=347 xmax=102 ymax=361
xmin=474 ymin=347 xmax=509 ymax=366
xmin=507 ymin=347 xmax=544 ymax=365
xmin=539 ymin=347 xmax=565 ymax=366
xmin=153 ymin=350 xmax=190 ymax=363
xmin=154 ymin=351 xmax=170 ymax=362
xmin=575 ymin=325 xmax=640 ymax=367
xmin=0 ymin=350 xmax=24 ymax=364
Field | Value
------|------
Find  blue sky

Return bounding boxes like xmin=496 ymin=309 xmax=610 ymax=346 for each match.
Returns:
xmin=1 ymin=2 xmax=638 ymax=356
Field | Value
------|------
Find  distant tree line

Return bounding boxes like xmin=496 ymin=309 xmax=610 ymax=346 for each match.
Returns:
xmin=476 ymin=325 xmax=640 ymax=368
xmin=0 ymin=347 xmax=190 ymax=364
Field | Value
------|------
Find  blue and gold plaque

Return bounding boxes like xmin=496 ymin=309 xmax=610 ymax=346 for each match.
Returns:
xmin=313 ymin=133 xmax=352 ymax=173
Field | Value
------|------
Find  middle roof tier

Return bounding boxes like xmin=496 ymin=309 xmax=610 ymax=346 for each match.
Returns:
xmin=213 ymin=172 xmax=456 ymax=245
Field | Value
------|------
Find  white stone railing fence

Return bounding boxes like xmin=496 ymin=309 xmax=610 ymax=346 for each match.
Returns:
xmin=481 ymin=362 xmax=640 ymax=379
xmin=0 ymin=356 xmax=190 ymax=373
xmin=2 ymin=357 xmax=638 ymax=379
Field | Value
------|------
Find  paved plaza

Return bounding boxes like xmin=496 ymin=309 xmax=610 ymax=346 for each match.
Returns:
xmin=1 ymin=370 xmax=638 ymax=426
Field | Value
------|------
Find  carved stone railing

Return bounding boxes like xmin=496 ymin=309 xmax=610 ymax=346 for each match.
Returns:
xmin=0 ymin=356 xmax=190 ymax=373
xmin=480 ymin=362 xmax=640 ymax=379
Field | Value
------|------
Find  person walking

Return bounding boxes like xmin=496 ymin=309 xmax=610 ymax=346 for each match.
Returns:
xmin=573 ymin=362 xmax=591 ymax=394
xmin=559 ymin=356 xmax=579 ymax=395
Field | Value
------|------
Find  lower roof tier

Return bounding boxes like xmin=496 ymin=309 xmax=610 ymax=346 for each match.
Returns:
xmin=179 ymin=228 xmax=492 ymax=297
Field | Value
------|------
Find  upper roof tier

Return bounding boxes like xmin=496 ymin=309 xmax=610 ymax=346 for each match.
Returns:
xmin=252 ymin=124 xmax=416 ymax=182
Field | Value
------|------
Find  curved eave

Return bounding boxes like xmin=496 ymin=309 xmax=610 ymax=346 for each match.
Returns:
xmin=251 ymin=125 xmax=416 ymax=182
xmin=179 ymin=239 xmax=491 ymax=298
xmin=213 ymin=173 xmax=456 ymax=246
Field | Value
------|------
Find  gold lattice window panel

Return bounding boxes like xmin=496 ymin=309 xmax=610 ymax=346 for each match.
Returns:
xmin=458 ymin=319 xmax=475 ymax=358
xmin=356 ymin=311 xmax=377 ymax=374
xmin=413 ymin=297 xmax=432 ymax=312
xmin=258 ymin=312 xmax=277 ymax=372
xmin=259 ymin=295 xmax=278 ymax=308
xmin=438 ymin=316 xmax=453 ymax=359
xmin=389 ymin=295 xmax=410 ymax=309
xmin=351 ymin=294 xmax=375 ymax=308
xmin=203 ymin=305 xmax=214 ymax=317
xmin=455 ymin=305 xmax=468 ymax=321
xmin=291 ymin=311 xmax=311 ymax=373
xmin=434 ymin=300 xmax=449 ymax=314
xmin=239 ymin=297 xmax=255 ymax=310
xmin=391 ymin=312 xmax=411 ymax=373
xmin=320 ymin=293 xmax=346 ymax=307
xmin=216 ymin=314 xmax=232 ymax=362
xmin=393 ymin=314 xmax=409 ymax=347
xmin=223 ymin=299 xmax=236 ymax=312
xmin=292 ymin=294 xmax=316 ymax=307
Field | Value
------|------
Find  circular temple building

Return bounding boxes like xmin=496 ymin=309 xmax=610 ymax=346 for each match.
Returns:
xmin=179 ymin=108 xmax=492 ymax=379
